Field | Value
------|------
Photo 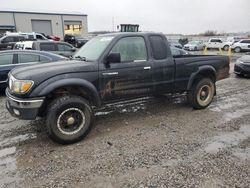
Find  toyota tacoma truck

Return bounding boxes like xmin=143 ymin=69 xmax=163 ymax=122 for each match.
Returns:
xmin=6 ymin=33 xmax=230 ymax=144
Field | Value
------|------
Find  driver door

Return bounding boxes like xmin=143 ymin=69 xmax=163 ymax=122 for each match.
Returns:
xmin=99 ymin=36 xmax=153 ymax=102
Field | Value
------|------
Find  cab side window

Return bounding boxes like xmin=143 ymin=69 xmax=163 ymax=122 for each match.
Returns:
xmin=110 ymin=37 xmax=147 ymax=62
xmin=0 ymin=54 xmax=14 ymax=65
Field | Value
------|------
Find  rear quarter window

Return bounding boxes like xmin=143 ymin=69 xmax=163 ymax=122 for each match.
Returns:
xmin=149 ymin=35 xmax=168 ymax=60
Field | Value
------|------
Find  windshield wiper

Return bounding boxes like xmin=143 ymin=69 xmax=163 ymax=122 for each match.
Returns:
xmin=73 ymin=56 xmax=87 ymax=61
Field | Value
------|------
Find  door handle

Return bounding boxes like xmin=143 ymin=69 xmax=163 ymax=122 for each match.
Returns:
xmin=144 ymin=66 xmax=151 ymax=70
xmin=102 ymin=72 xmax=119 ymax=76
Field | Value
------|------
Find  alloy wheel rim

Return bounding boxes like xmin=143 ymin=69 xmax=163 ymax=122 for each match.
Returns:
xmin=57 ymin=108 xmax=86 ymax=135
xmin=197 ymin=84 xmax=214 ymax=106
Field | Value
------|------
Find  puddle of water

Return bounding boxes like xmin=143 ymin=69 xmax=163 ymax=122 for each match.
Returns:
xmin=205 ymin=125 xmax=250 ymax=154
xmin=233 ymin=148 xmax=250 ymax=161
xmin=95 ymin=111 xmax=113 ymax=116
xmin=0 ymin=122 xmax=27 ymax=133
xmin=224 ymin=108 xmax=250 ymax=122
xmin=209 ymin=95 xmax=246 ymax=112
xmin=0 ymin=146 xmax=19 ymax=187
xmin=0 ymin=147 xmax=16 ymax=158
xmin=0 ymin=133 xmax=37 ymax=149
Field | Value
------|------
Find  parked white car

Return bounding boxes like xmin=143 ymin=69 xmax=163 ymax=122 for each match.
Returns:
xmin=231 ymin=39 xmax=250 ymax=53
xmin=5 ymin=32 xmax=49 ymax=41
xmin=183 ymin=41 xmax=205 ymax=51
xmin=223 ymin=37 xmax=247 ymax=51
xmin=205 ymin=38 xmax=226 ymax=50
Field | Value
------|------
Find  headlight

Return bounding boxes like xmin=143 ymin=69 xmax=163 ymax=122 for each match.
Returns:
xmin=9 ymin=75 xmax=34 ymax=94
xmin=236 ymin=59 xmax=244 ymax=64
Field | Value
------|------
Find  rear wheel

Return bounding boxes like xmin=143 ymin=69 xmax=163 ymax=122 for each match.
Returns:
xmin=234 ymin=47 xmax=241 ymax=53
xmin=188 ymin=78 xmax=215 ymax=109
xmin=46 ymin=96 xmax=93 ymax=144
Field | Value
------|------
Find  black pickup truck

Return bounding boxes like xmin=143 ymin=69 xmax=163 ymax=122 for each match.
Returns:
xmin=6 ymin=33 xmax=230 ymax=144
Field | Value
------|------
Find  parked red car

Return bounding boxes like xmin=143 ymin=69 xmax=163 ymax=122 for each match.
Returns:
xmin=47 ymin=35 xmax=60 ymax=41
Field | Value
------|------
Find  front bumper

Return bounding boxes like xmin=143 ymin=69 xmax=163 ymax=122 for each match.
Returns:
xmin=6 ymin=90 xmax=45 ymax=120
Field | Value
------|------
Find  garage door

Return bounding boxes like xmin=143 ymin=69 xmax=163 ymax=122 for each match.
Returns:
xmin=31 ymin=20 xmax=52 ymax=35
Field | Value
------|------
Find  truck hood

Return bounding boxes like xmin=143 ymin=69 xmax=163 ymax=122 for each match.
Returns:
xmin=10 ymin=60 xmax=97 ymax=80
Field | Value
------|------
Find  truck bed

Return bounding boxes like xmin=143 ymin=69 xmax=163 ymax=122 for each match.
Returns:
xmin=173 ymin=55 xmax=230 ymax=92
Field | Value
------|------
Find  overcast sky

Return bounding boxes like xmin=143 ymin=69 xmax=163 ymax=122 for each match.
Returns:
xmin=1 ymin=0 xmax=250 ymax=34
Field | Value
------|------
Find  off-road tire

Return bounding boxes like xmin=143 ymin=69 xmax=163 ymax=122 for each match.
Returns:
xmin=188 ymin=78 xmax=215 ymax=109
xmin=234 ymin=47 xmax=241 ymax=53
xmin=46 ymin=95 xmax=93 ymax=144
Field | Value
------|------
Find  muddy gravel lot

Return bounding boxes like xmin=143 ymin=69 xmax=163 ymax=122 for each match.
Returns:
xmin=0 ymin=63 xmax=250 ymax=188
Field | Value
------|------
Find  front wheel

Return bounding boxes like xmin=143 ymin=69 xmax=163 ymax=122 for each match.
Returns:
xmin=223 ymin=45 xmax=229 ymax=51
xmin=188 ymin=78 xmax=215 ymax=109
xmin=46 ymin=96 xmax=93 ymax=144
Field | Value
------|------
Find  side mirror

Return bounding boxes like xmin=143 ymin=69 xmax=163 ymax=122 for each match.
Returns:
xmin=71 ymin=47 xmax=76 ymax=52
xmin=106 ymin=53 xmax=121 ymax=64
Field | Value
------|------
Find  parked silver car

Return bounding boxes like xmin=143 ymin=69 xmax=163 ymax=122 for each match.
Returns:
xmin=184 ymin=41 xmax=205 ymax=51
xmin=14 ymin=41 xmax=76 ymax=57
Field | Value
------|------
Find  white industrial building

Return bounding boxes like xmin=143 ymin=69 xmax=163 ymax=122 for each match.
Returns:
xmin=0 ymin=10 xmax=88 ymax=38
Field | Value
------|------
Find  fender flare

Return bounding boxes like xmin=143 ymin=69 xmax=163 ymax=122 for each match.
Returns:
xmin=30 ymin=78 xmax=101 ymax=107
xmin=187 ymin=65 xmax=216 ymax=90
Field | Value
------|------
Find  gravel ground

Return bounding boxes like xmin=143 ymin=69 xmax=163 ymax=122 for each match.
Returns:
xmin=0 ymin=61 xmax=250 ymax=188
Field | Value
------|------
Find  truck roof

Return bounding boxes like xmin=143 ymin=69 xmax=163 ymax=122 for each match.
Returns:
xmin=98 ymin=32 xmax=164 ymax=37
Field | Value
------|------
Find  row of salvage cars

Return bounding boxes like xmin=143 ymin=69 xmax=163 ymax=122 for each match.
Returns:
xmin=171 ymin=37 xmax=250 ymax=53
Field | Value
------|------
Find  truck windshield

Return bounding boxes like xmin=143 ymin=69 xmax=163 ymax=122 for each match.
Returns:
xmin=73 ymin=36 xmax=114 ymax=61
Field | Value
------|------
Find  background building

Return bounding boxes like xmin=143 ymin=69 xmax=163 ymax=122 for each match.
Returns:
xmin=0 ymin=10 xmax=88 ymax=38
